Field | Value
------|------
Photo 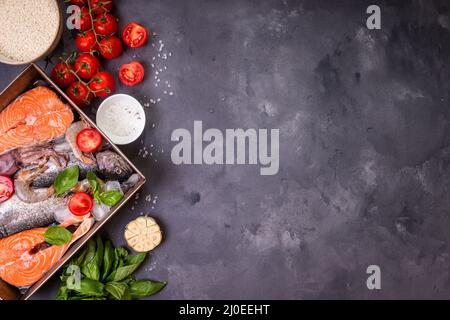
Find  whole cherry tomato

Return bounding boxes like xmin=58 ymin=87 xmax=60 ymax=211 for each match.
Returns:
xmin=69 ymin=0 xmax=86 ymax=6
xmin=74 ymin=53 xmax=101 ymax=80
xmin=93 ymin=13 xmax=118 ymax=36
xmin=51 ymin=63 xmax=76 ymax=88
xmin=75 ymin=31 xmax=99 ymax=53
xmin=88 ymin=71 xmax=116 ymax=97
xmin=119 ymin=61 xmax=145 ymax=86
xmin=99 ymin=36 xmax=122 ymax=59
xmin=90 ymin=0 xmax=113 ymax=15
xmin=78 ymin=7 xmax=92 ymax=31
xmin=122 ymin=22 xmax=148 ymax=48
xmin=66 ymin=81 xmax=93 ymax=107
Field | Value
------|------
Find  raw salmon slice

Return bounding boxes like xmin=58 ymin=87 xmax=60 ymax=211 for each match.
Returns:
xmin=0 ymin=217 xmax=94 ymax=287
xmin=0 ymin=86 xmax=74 ymax=155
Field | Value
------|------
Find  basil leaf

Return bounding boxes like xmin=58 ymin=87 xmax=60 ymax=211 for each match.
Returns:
xmin=87 ymin=171 xmax=100 ymax=194
xmin=70 ymin=245 xmax=88 ymax=266
xmin=99 ymin=191 xmax=123 ymax=206
xmin=125 ymin=252 xmax=147 ymax=266
xmin=44 ymin=226 xmax=73 ymax=245
xmin=129 ymin=280 xmax=167 ymax=298
xmin=56 ymin=284 xmax=69 ymax=300
xmin=54 ymin=165 xmax=79 ymax=195
xmin=110 ymin=253 xmax=147 ymax=282
xmin=81 ymin=239 xmax=96 ymax=267
xmin=82 ymin=235 xmax=103 ymax=281
xmin=73 ymin=278 xmax=105 ymax=297
xmin=106 ymin=282 xmax=131 ymax=300
xmin=101 ymin=240 xmax=115 ymax=281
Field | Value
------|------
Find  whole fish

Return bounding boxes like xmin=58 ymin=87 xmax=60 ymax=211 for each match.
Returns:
xmin=0 ymin=195 xmax=67 ymax=238
xmin=31 ymin=149 xmax=133 ymax=188
xmin=31 ymin=153 xmax=97 ymax=188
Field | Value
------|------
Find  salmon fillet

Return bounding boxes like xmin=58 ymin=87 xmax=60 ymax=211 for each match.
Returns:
xmin=0 ymin=217 xmax=94 ymax=287
xmin=0 ymin=86 xmax=73 ymax=155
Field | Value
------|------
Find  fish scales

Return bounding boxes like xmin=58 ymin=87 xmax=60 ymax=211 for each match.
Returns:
xmin=0 ymin=195 xmax=65 ymax=238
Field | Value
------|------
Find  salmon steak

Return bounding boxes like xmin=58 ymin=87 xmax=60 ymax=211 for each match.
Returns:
xmin=0 ymin=86 xmax=73 ymax=155
xmin=0 ymin=217 xmax=94 ymax=287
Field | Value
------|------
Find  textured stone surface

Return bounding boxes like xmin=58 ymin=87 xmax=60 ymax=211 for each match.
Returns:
xmin=0 ymin=0 xmax=450 ymax=299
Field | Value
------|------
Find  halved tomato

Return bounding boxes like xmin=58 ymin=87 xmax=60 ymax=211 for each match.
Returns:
xmin=68 ymin=192 xmax=93 ymax=216
xmin=76 ymin=128 xmax=103 ymax=153
xmin=0 ymin=176 xmax=14 ymax=203
xmin=122 ymin=22 xmax=148 ymax=48
xmin=119 ymin=61 xmax=145 ymax=86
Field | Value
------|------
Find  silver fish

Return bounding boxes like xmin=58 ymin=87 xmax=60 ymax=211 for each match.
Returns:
xmin=0 ymin=195 xmax=66 ymax=238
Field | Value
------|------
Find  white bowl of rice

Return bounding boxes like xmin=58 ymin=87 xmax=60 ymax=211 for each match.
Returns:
xmin=0 ymin=0 xmax=63 ymax=65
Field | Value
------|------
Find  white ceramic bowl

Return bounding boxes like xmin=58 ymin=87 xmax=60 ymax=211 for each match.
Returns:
xmin=96 ymin=94 xmax=146 ymax=145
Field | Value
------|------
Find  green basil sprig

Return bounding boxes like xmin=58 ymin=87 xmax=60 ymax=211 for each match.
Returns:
xmin=56 ymin=235 xmax=167 ymax=300
xmin=44 ymin=226 xmax=73 ymax=245
xmin=87 ymin=171 xmax=124 ymax=206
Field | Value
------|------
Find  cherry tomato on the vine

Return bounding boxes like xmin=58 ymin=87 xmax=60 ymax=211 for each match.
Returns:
xmin=69 ymin=0 xmax=86 ymax=6
xmin=90 ymin=0 xmax=114 ymax=15
xmin=78 ymin=7 xmax=92 ymax=32
xmin=93 ymin=13 xmax=118 ymax=36
xmin=99 ymin=36 xmax=122 ymax=59
xmin=75 ymin=53 xmax=101 ymax=80
xmin=88 ymin=71 xmax=116 ymax=97
xmin=51 ymin=63 xmax=76 ymax=88
xmin=66 ymin=81 xmax=93 ymax=107
xmin=75 ymin=31 xmax=99 ymax=53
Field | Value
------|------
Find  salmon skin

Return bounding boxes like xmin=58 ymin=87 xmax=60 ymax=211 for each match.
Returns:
xmin=0 ymin=217 xmax=94 ymax=287
xmin=0 ymin=86 xmax=74 ymax=156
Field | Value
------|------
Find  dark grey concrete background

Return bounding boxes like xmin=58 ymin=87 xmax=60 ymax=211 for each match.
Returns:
xmin=1 ymin=0 xmax=450 ymax=299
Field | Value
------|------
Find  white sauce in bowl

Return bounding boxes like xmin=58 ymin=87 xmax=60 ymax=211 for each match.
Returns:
xmin=97 ymin=94 xmax=146 ymax=145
